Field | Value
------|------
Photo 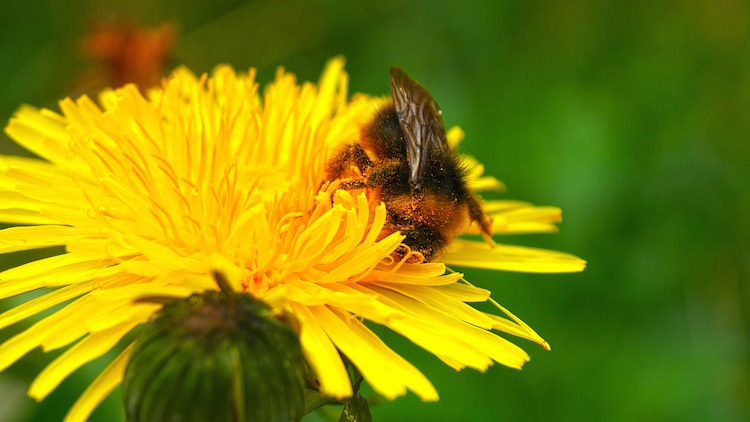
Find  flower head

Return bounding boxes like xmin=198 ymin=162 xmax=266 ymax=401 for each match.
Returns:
xmin=0 ymin=57 xmax=585 ymax=420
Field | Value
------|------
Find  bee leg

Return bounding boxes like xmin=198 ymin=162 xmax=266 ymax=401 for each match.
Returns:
xmin=323 ymin=177 xmax=367 ymax=205
xmin=338 ymin=178 xmax=367 ymax=190
xmin=327 ymin=143 xmax=373 ymax=180
xmin=365 ymin=159 xmax=404 ymax=188
xmin=466 ymin=194 xmax=495 ymax=247
xmin=325 ymin=175 xmax=367 ymax=192
xmin=467 ymin=194 xmax=493 ymax=237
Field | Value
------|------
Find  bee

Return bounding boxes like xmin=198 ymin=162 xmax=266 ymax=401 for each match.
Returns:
xmin=326 ymin=67 xmax=492 ymax=262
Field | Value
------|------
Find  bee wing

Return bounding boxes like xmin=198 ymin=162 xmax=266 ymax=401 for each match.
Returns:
xmin=390 ymin=67 xmax=449 ymax=190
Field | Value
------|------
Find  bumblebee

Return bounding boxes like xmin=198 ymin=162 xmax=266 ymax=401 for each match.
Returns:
xmin=326 ymin=67 xmax=492 ymax=262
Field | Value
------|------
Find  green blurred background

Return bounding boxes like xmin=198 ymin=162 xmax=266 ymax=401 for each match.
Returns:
xmin=1 ymin=0 xmax=748 ymax=421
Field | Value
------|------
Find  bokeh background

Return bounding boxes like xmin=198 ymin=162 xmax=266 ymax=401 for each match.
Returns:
xmin=1 ymin=0 xmax=748 ymax=421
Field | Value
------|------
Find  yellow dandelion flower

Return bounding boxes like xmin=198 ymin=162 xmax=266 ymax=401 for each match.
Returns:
xmin=0 ymin=57 xmax=585 ymax=421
